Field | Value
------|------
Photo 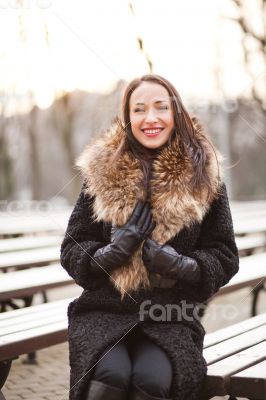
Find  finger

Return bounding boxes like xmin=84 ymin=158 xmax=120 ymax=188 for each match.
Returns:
xmin=144 ymin=238 xmax=153 ymax=249
xmin=141 ymin=211 xmax=153 ymax=233
xmin=145 ymin=220 xmax=156 ymax=237
xmin=137 ymin=202 xmax=151 ymax=227
xmin=127 ymin=200 xmax=145 ymax=224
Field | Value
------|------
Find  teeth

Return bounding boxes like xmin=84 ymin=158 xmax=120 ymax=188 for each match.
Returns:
xmin=143 ymin=129 xmax=162 ymax=134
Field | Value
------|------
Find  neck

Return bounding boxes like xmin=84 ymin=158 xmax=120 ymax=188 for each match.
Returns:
xmin=129 ymin=135 xmax=171 ymax=162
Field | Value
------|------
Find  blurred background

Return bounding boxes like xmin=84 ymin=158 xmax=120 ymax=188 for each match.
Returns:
xmin=1 ymin=3 xmax=266 ymax=398
xmin=0 ymin=0 xmax=265 ymax=205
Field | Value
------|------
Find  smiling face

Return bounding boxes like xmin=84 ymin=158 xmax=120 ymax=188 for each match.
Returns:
xmin=129 ymin=81 xmax=175 ymax=149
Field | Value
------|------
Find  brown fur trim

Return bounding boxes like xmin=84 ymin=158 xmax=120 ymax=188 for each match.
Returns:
xmin=76 ymin=117 xmax=223 ymax=298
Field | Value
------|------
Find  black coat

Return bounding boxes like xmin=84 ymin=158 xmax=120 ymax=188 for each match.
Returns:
xmin=60 ymin=182 xmax=239 ymax=400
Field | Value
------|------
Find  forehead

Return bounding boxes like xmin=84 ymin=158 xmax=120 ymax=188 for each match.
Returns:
xmin=130 ymin=82 xmax=170 ymax=105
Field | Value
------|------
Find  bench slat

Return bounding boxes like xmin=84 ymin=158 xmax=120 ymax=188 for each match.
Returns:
xmin=236 ymin=235 xmax=266 ymax=254
xmin=204 ymin=313 xmax=266 ymax=348
xmin=233 ymin=217 xmax=266 ymax=235
xmin=0 ymin=298 xmax=72 ymax=321
xmin=0 ymin=246 xmax=60 ymax=270
xmin=0 ymin=264 xmax=73 ymax=301
xmin=0 ymin=236 xmax=62 ymax=253
xmin=0 ymin=321 xmax=67 ymax=361
xmin=0 ymin=313 xmax=66 ymax=337
xmin=217 ymin=252 xmax=266 ymax=296
xmin=229 ymin=360 xmax=266 ymax=399
xmin=0 ymin=303 xmax=68 ymax=330
xmin=0 ymin=212 xmax=69 ymax=236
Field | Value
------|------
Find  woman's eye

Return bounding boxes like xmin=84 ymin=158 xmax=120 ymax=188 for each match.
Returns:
xmin=134 ymin=108 xmax=144 ymax=112
xmin=159 ymin=105 xmax=168 ymax=110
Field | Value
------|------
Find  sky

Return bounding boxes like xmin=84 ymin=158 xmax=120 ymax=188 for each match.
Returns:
xmin=0 ymin=0 xmax=263 ymax=114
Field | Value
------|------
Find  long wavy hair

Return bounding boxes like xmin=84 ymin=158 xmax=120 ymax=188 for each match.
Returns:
xmin=112 ymin=74 xmax=219 ymax=201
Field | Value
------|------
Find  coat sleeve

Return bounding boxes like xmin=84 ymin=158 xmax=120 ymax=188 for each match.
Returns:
xmin=182 ymin=182 xmax=239 ymax=303
xmin=60 ymin=184 xmax=109 ymax=289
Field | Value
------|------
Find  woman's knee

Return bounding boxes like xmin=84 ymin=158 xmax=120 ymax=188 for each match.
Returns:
xmin=132 ymin=370 xmax=172 ymax=398
xmin=130 ymin=335 xmax=173 ymax=397
xmin=93 ymin=366 xmax=130 ymax=390
xmin=92 ymin=342 xmax=131 ymax=390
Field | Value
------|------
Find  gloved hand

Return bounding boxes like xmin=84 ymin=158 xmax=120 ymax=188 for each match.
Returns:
xmin=90 ymin=201 xmax=156 ymax=275
xmin=142 ymin=238 xmax=201 ymax=284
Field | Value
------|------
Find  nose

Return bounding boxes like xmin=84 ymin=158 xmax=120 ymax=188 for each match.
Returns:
xmin=145 ymin=108 xmax=158 ymax=123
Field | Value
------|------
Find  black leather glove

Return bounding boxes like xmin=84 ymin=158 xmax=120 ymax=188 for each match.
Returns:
xmin=142 ymin=238 xmax=201 ymax=284
xmin=90 ymin=201 xmax=156 ymax=275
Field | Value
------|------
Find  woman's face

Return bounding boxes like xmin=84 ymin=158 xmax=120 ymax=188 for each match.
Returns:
xmin=129 ymin=81 xmax=175 ymax=149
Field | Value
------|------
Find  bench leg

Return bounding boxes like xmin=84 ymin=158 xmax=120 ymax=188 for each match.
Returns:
xmin=42 ymin=291 xmax=48 ymax=303
xmin=0 ymin=360 xmax=12 ymax=389
xmin=251 ymin=282 xmax=265 ymax=317
xmin=23 ymin=295 xmax=38 ymax=365
xmin=0 ymin=300 xmax=20 ymax=312
xmin=22 ymin=351 xmax=38 ymax=365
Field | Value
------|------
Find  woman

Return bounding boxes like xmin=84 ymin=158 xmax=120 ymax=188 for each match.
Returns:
xmin=60 ymin=74 xmax=239 ymax=400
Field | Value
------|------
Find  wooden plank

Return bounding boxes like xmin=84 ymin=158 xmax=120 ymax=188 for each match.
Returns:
xmin=0 ymin=236 xmax=63 ymax=253
xmin=0 ymin=264 xmax=73 ymax=301
xmin=0 ymin=211 xmax=70 ymax=236
xmin=233 ymin=217 xmax=266 ymax=235
xmin=1 ymin=313 xmax=66 ymax=337
xmin=205 ymin=342 xmax=266 ymax=396
xmin=204 ymin=325 xmax=266 ymax=364
xmin=204 ymin=313 xmax=266 ymax=348
xmin=231 ymin=201 xmax=266 ymax=212
xmin=0 ymin=321 xmax=68 ymax=361
xmin=236 ymin=235 xmax=266 ymax=254
xmin=229 ymin=360 xmax=266 ymax=399
xmin=0 ymin=298 xmax=73 ymax=361
xmin=0 ymin=303 xmax=68 ymax=330
xmin=0 ymin=298 xmax=72 ymax=321
xmin=232 ymin=209 xmax=266 ymax=218
xmin=217 ymin=252 xmax=266 ymax=296
xmin=0 ymin=246 xmax=60 ymax=270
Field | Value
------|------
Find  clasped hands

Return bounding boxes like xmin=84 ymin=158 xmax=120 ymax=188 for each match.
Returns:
xmin=91 ymin=200 xmax=201 ymax=284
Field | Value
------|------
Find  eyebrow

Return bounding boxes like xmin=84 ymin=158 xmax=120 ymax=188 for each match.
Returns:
xmin=134 ymin=100 xmax=169 ymax=106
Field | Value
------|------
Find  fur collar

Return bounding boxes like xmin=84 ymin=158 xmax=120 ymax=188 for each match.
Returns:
xmin=77 ymin=117 xmax=222 ymax=298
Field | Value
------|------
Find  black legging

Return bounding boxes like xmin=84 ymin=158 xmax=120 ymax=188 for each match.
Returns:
xmin=91 ymin=326 xmax=173 ymax=398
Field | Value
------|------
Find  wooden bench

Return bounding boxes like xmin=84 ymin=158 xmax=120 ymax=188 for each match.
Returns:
xmin=0 ymin=299 xmax=265 ymax=399
xmin=231 ymin=202 xmax=266 ymax=237
xmin=213 ymin=252 xmax=266 ymax=317
xmin=203 ymin=312 xmax=266 ymax=399
xmin=0 ymin=262 xmax=74 ymax=364
xmin=0 ymin=246 xmax=60 ymax=271
xmin=233 ymin=215 xmax=266 ymax=236
xmin=0 ymin=236 xmax=63 ymax=308
xmin=0 ymin=298 xmax=72 ymax=397
xmin=236 ymin=234 xmax=266 ymax=256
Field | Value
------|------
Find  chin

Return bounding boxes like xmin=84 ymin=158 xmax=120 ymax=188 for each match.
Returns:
xmin=142 ymin=138 xmax=168 ymax=149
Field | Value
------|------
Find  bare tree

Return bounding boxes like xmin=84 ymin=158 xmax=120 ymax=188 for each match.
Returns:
xmin=0 ymin=98 xmax=13 ymax=201
xmin=229 ymin=0 xmax=266 ymax=112
xmin=128 ymin=2 xmax=153 ymax=73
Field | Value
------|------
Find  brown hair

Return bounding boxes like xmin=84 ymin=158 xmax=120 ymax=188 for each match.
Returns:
xmin=112 ymin=74 xmax=219 ymax=201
